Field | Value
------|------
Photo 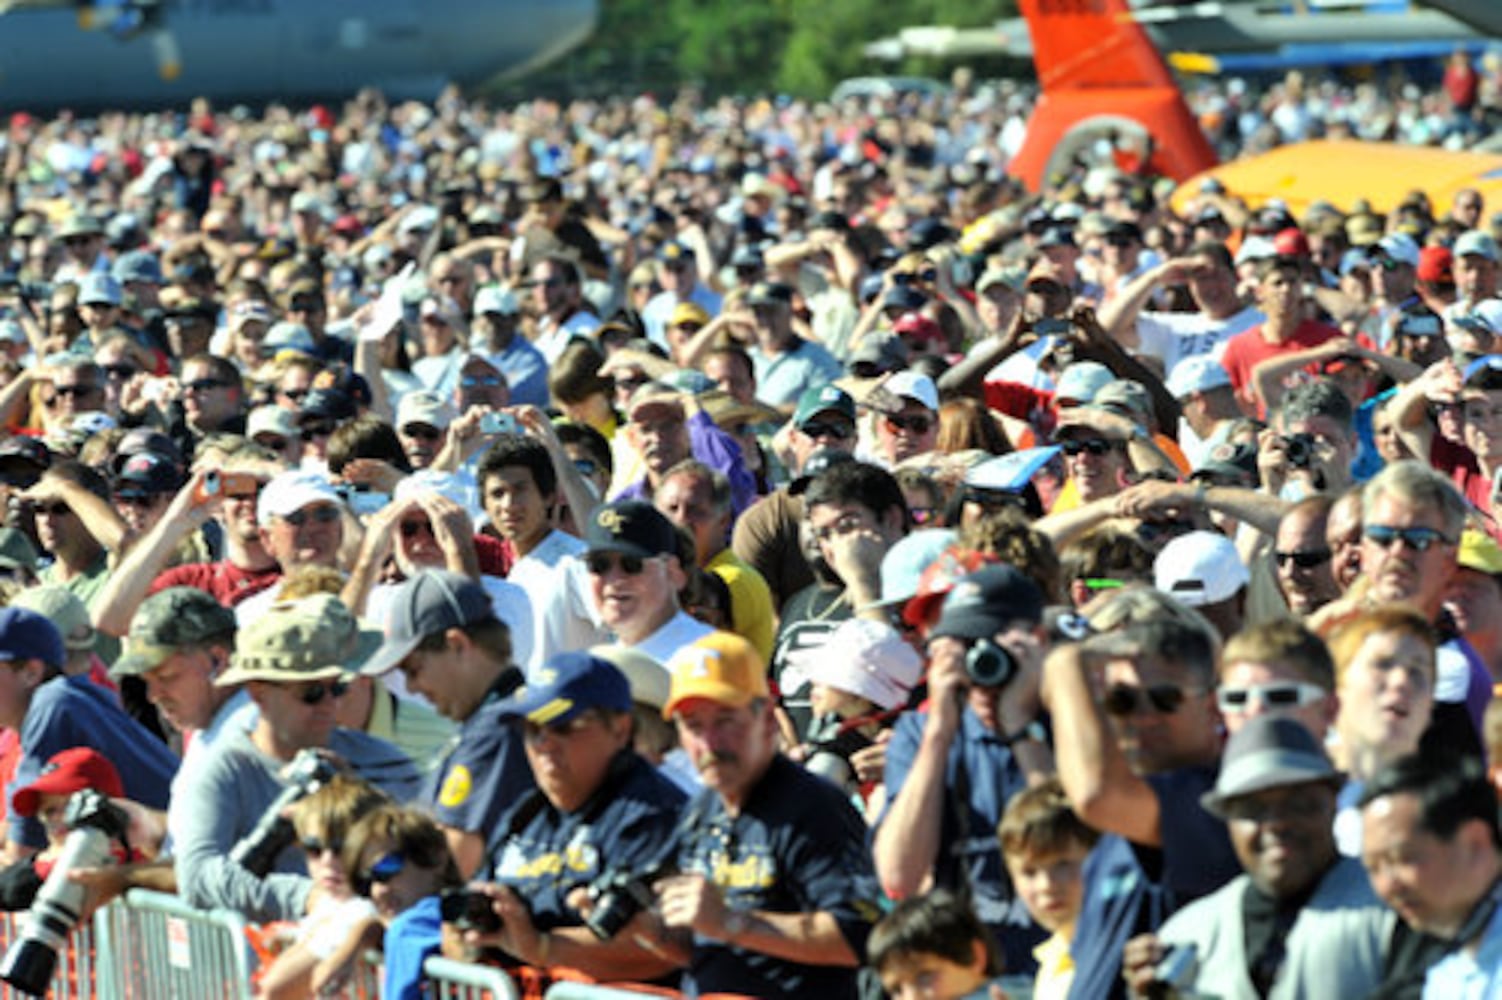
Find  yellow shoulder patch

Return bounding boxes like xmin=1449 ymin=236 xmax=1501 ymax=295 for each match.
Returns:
xmin=439 ymin=764 xmax=473 ymax=808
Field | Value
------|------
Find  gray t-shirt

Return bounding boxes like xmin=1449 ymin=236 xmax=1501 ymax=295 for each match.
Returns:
xmin=172 ymin=718 xmax=421 ymax=923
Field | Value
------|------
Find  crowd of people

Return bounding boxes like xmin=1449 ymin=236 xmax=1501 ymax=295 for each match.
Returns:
xmin=0 ymin=60 xmax=1501 ymax=1000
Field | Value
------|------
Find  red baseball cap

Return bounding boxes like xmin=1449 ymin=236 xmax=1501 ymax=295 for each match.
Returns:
xmin=1272 ymin=227 xmax=1310 ymax=259
xmin=1418 ymin=245 xmax=1454 ymax=285
xmin=12 ymin=748 xmax=124 ymax=818
xmin=893 ymin=311 xmax=945 ymax=346
xmin=902 ymin=547 xmax=998 ymax=629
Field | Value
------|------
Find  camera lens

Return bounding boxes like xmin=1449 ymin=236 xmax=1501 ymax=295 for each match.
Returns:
xmin=965 ymin=642 xmax=1016 ymax=688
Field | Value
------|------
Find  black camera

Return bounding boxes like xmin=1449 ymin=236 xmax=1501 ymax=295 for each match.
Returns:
xmin=229 ymin=749 xmax=338 ymax=877
xmin=439 ymin=888 xmax=502 ymax=933
xmin=0 ymin=790 xmax=131 ymax=996
xmin=966 ymin=638 xmax=1017 ymax=688
xmin=585 ymin=868 xmax=662 ymax=941
xmin=1282 ymin=432 xmax=1316 ymax=469
xmin=802 ymin=713 xmax=877 ymax=794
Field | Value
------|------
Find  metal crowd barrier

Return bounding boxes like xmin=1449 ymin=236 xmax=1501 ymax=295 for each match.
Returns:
xmin=93 ymin=889 xmax=255 ymax=1000
xmin=421 ymin=955 xmax=520 ymax=1000
xmin=544 ymin=985 xmax=679 ymax=999
xmin=0 ymin=907 xmax=99 ymax=999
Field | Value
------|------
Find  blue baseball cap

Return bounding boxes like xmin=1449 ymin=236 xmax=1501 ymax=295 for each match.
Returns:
xmin=496 ymin=652 xmax=632 ymax=726
xmin=0 ymin=607 xmax=65 ymax=669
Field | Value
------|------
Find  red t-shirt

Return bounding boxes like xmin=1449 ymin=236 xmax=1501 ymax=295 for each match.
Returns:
xmin=1221 ymin=319 xmax=1343 ymax=414
xmin=1429 ymin=434 xmax=1496 ymax=535
xmin=148 ymin=560 xmax=282 ymax=606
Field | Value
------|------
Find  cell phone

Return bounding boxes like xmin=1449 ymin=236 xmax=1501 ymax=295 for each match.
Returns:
xmin=439 ymin=888 xmax=502 ymax=933
xmin=481 ymin=412 xmax=518 ymax=436
xmin=1151 ymin=942 xmax=1197 ymax=996
xmin=196 ymin=471 xmax=260 ymax=503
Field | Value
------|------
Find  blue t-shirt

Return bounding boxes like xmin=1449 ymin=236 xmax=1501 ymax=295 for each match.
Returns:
xmin=1065 ymin=765 xmax=1240 ymax=1000
xmin=878 ymin=708 xmax=1043 ymax=974
xmin=675 ymin=755 xmax=882 ymax=1000
xmin=488 ymin=751 xmax=686 ymax=930
xmin=9 ymin=674 xmax=179 ymax=848
xmin=492 ymin=336 xmax=549 ymax=410
xmin=423 ymin=671 xmax=536 ymax=848
xmin=382 ymin=894 xmax=443 ymax=1000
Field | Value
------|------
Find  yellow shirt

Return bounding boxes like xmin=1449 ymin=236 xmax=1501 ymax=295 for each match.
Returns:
xmin=1032 ymin=930 xmax=1076 ymax=1000
xmin=707 ymin=548 xmax=777 ymax=663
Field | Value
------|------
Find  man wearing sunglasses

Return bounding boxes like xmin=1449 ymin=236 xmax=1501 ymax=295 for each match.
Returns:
xmin=174 ymin=595 xmax=421 ymax=922
xmin=874 ymin=565 xmax=1053 ymax=976
xmin=1273 ymin=496 xmax=1341 ymax=619
xmin=21 ymin=460 xmax=125 ymax=658
xmin=233 ymin=470 xmax=348 ymax=627
xmin=584 ymin=500 xmax=709 ymax=665
xmin=872 ymin=370 xmax=940 ymax=467
xmin=395 ymin=390 xmax=455 ymax=472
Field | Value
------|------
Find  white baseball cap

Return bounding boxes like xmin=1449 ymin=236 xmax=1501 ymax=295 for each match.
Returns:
xmin=782 ymin=619 xmax=922 ymax=711
xmin=257 ymin=470 xmax=342 ymax=524
xmin=1054 ymin=361 xmax=1114 ymax=405
xmin=886 ymin=371 xmax=939 ymax=412
xmin=395 ymin=390 xmax=456 ymax=431
xmin=1167 ymin=355 xmax=1233 ymax=399
xmin=246 ymin=405 xmax=297 ymax=441
xmin=1376 ymin=233 xmax=1420 ymax=269
xmin=473 ymin=285 xmax=520 ymax=317
xmin=1154 ymin=531 xmax=1249 ymax=607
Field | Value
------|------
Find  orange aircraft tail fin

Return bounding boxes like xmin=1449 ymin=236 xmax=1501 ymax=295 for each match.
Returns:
xmin=1009 ymin=0 xmax=1218 ymax=191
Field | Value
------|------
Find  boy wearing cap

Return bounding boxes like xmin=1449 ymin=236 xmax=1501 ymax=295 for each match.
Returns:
xmin=1124 ymin=716 xmax=1390 ymax=1000
xmin=172 ymin=596 xmax=420 ymax=922
xmin=657 ymin=632 xmax=883 ymax=1000
xmin=458 ymin=653 xmax=685 ymax=981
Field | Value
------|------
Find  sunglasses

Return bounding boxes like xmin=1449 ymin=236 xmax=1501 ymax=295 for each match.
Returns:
xmin=102 ymin=364 xmax=138 ymax=381
xmin=799 ymin=421 xmax=854 ymax=441
xmin=32 ymin=502 xmax=72 ymax=517
xmin=280 ymin=388 xmax=310 ymax=402
xmin=297 ymin=678 xmax=349 ymax=706
xmin=1273 ymin=548 xmax=1332 ymax=569
xmin=461 ymin=375 xmax=503 ymax=389
xmin=1059 ymin=438 xmax=1116 ymax=457
xmin=1363 ymin=524 xmax=1454 ymax=552
xmin=401 ymin=425 xmax=443 ymax=441
xmin=884 ymin=414 xmax=933 ymax=435
xmin=399 ymin=520 xmax=433 ymax=539
xmin=355 ymin=851 xmax=407 ymax=894
xmin=1102 ymin=682 xmax=1192 ymax=716
xmin=585 ymin=551 xmax=649 ymax=576
xmin=1216 ymin=682 xmax=1326 ymax=713
xmin=52 ymin=383 xmax=101 ymax=398
xmin=301 ymin=423 xmax=336 ymax=441
xmin=279 ymin=505 xmax=341 ymax=527
xmin=255 ymin=436 xmax=290 ymax=453
xmin=185 ymin=378 xmax=231 ymax=393
xmin=300 ymin=835 xmax=342 ymax=856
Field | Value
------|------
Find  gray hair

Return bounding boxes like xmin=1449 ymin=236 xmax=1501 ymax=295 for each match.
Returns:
xmin=1361 ymin=460 xmax=1467 ymax=541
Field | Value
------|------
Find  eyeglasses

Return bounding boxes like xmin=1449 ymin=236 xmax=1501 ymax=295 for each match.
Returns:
xmin=1273 ymin=548 xmax=1332 ymax=569
xmin=884 ymin=413 xmax=933 ymax=435
xmin=278 ymin=505 xmax=341 ymax=527
xmin=32 ymin=502 xmax=72 ymax=517
xmin=1363 ymin=524 xmax=1455 ymax=552
xmin=585 ymin=551 xmax=649 ymax=576
xmin=355 ymin=851 xmax=407 ymax=894
xmin=102 ymin=364 xmax=138 ymax=381
xmin=1060 ymin=438 xmax=1116 ymax=457
xmin=799 ymin=421 xmax=854 ymax=441
xmin=399 ymin=520 xmax=433 ymax=539
xmin=1102 ymin=682 xmax=1193 ymax=716
xmin=1216 ymin=682 xmax=1326 ymax=713
xmin=300 ymin=835 xmax=342 ymax=856
xmin=301 ymin=423 xmax=336 ymax=441
xmin=184 ymin=378 xmax=231 ymax=393
xmin=297 ymin=678 xmax=349 ymax=706
xmin=401 ymin=425 xmax=443 ymax=441
xmin=461 ymin=375 xmax=503 ymax=389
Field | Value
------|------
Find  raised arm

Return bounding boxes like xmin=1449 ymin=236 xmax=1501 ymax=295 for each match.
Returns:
xmin=92 ymin=470 xmax=215 ymax=636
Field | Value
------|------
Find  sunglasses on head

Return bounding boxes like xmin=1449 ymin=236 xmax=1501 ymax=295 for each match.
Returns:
xmin=1216 ymin=681 xmax=1326 ymax=713
xmin=297 ymin=678 xmax=349 ymax=706
xmin=1363 ymin=524 xmax=1454 ymax=552
xmin=354 ymin=851 xmax=407 ymax=894
xmin=1274 ymin=548 xmax=1332 ymax=569
xmin=884 ymin=413 xmax=933 ymax=435
xmin=1060 ymin=438 xmax=1115 ymax=457
xmin=279 ymin=505 xmax=341 ymax=528
xmin=585 ymin=551 xmax=650 ymax=576
xmin=1102 ymin=682 xmax=1191 ymax=716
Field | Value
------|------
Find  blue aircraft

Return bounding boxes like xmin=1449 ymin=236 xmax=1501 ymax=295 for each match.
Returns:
xmin=0 ymin=0 xmax=598 ymax=109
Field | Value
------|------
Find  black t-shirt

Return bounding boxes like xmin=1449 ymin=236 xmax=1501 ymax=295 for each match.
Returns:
xmin=769 ymin=582 xmax=851 ymax=735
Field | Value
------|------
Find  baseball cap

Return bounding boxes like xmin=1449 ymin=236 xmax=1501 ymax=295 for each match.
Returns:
xmin=584 ymin=501 xmax=680 ymax=561
xmin=866 ymin=529 xmax=959 ymax=612
xmin=1234 ymin=236 xmax=1278 ymax=267
xmin=0 ymin=608 xmax=64 ymax=669
xmin=782 ymin=619 xmax=922 ymax=711
xmin=10 ymin=586 xmax=93 ymax=652
xmin=1456 ymin=230 xmax=1499 ymax=262
xmin=361 ymin=570 xmax=495 ymax=677
xmin=399 ymin=205 xmax=439 ymax=234
xmin=56 ymin=215 xmax=102 ymax=240
xmin=1458 ymin=529 xmax=1502 ymax=576
xmin=746 ymin=282 xmax=793 ymax=308
xmin=1192 ymin=441 xmax=1260 ymax=485
xmin=1200 ymin=715 xmax=1340 ymax=819
xmin=1092 ymin=380 xmax=1151 ymax=422
xmin=1153 ymin=531 xmax=1249 ymax=606
xmin=113 ymin=587 xmax=238 ymax=678
xmin=78 ymin=273 xmax=122 ymax=307
xmin=848 ymin=335 xmax=911 ymax=375
xmin=0 ymin=528 xmax=39 ymax=575
xmin=1417 ymin=246 xmax=1454 ymax=285
xmin=396 ymin=391 xmax=456 ymax=432
xmin=1167 ymin=355 xmax=1233 ymax=399
xmin=1053 ymin=361 xmax=1114 ymax=405
xmin=1375 ymin=233 xmax=1420 ymax=269
xmin=265 ymin=321 xmax=317 ymax=355
xmin=247 ymin=405 xmax=298 ymax=442
xmin=930 ymin=565 xmax=1045 ymax=640
xmin=788 ymin=447 xmax=856 ymax=496
xmin=1338 ymin=249 xmax=1373 ymax=278
xmin=793 ymin=386 xmax=855 ymax=428
xmin=662 ymin=631 xmax=770 ymax=719
xmin=297 ymin=388 xmax=356 ymax=423
xmin=658 ymin=241 xmax=695 ymax=264
xmin=11 ymin=748 xmax=124 ymax=819
xmin=114 ymin=451 xmax=183 ymax=497
xmin=885 ymin=371 xmax=939 ymax=412
xmin=217 ymin=595 xmax=380 ymax=687
xmin=626 ymin=382 xmax=687 ymax=424
xmin=590 ymin=645 xmax=671 ymax=709
xmin=112 ymin=250 xmax=162 ymax=286
xmin=669 ymin=302 xmax=710 ymax=328
xmin=473 ymin=286 xmax=519 ymax=317
xmin=494 ymin=651 xmax=633 ymax=726
xmin=882 ymin=286 xmax=928 ymax=313
xmin=976 ymin=267 xmax=1025 ymax=295
xmin=257 ymin=469 xmax=342 ymax=524
xmin=229 ymin=300 xmax=274 ymax=331
xmin=111 ymin=429 xmax=183 ymax=475
xmin=892 ymin=313 xmax=945 ymax=348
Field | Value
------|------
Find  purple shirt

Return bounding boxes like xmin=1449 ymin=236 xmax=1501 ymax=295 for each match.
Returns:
xmin=613 ymin=409 xmax=758 ymax=514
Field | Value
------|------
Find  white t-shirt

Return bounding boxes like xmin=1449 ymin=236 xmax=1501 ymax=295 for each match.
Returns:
xmin=506 ymin=530 xmax=608 ymax=677
xmin=1134 ymin=305 xmax=1263 ymax=375
xmin=629 ymin=611 xmax=714 ymax=667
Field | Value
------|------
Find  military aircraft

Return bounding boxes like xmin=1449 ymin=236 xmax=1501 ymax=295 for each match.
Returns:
xmin=0 ymin=0 xmax=598 ymax=109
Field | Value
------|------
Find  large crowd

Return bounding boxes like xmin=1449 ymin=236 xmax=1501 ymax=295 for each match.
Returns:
xmin=0 ymin=59 xmax=1501 ymax=1000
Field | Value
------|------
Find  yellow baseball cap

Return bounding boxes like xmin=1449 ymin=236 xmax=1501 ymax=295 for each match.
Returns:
xmin=662 ymin=631 xmax=770 ymax=719
xmin=1459 ymin=529 xmax=1502 ymax=576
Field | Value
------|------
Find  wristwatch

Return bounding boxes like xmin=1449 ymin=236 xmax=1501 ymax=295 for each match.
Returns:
xmin=999 ymin=719 xmax=1048 ymax=747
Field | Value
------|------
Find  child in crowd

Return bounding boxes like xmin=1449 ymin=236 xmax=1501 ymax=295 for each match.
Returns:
xmin=868 ymin=889 xmax=1003 ymax=1000
xmin=257 ymin=775 xmax=391 ymax=1000
xmin=998 ymin=778 xmax=1100 ymax=1000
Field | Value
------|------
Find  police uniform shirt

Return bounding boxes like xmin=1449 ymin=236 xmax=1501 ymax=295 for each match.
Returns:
xmin=675 ymin=754 xmax=882 ymax=1000
xmin=488 ymin=751 xmax=686 ymax=930
xmin=424 ymin=670 xmax=536 ymax=843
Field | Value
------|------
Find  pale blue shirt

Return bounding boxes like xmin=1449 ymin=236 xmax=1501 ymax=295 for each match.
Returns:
xmin=1424 ymin=901 xmax=1502 ymax=999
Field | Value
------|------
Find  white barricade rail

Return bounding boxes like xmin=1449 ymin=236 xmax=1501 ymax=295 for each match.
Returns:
xmin=421 ymin=956 xmax=520 ymax=1000
xmin=93 ymin=889 xmax=255 ymax=1000
xmin=544 ymin=984 xmax=677 ymax=1000
xmin=0 ymin=908 xmax=99 ymax=999
xmin=345 ymin=948 xmax=384 ymax=1000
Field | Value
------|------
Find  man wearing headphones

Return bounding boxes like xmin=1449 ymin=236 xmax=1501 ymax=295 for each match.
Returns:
xmin=871 ymin=565 xmax=1055 ymax=975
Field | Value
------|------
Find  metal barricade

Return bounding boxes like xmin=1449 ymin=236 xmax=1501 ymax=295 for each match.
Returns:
xmin=0 ymin=908 xmax=99 ymax=1000
xmin=93 ymin=889 xmax=256 ymax=1000
xmin=345 ymin=948 xmax=384 ymax=1000
xmin=422 ymin=956 xmax=520 ymax=1000
xmin=544 ymin=985 xmax=681 ymax=1000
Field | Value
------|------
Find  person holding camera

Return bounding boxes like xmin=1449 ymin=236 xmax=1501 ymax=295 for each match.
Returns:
xmin=445 ymin=652 xmax=685 ymax=984
xmin=873 ymin=564 xmax=1055 ymax=975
